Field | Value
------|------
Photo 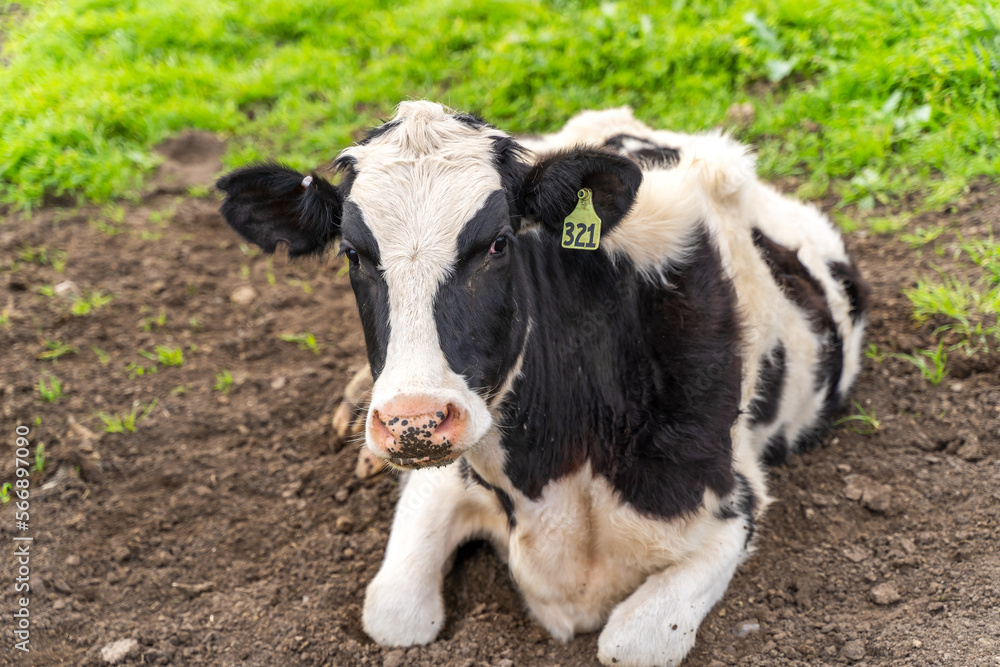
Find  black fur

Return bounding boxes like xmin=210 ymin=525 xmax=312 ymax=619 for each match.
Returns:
xmin=435 ymin=190 xmax=527 ymax=398
xmin=341 ymin=201 xmax=390 ymax=377
xmin=460 ymin=459 xmax=517 ymax=529
xmin=748 ymin=342 xmax=786 ymax=426
xmin=519 ymin=148 xmax=643 ymax=237
xmin=358 ymin=119 xmax=402 ymax=146
xmin=761 ymin=431 xmax=789 ymax=467
xmin=603 ymin=134 xmax=680 ymax=170
xmin=829 ymin=260 xmax=871 ymax=324
xmin=715 ymin=473 xmax=757 ymax=548
xmin=492 ymin=231 xmax=741 ymax=519
xmin=751 ymin=228 xmax=843 ymax=406
xmin=216 ymin=162 xmax=342 ymax=257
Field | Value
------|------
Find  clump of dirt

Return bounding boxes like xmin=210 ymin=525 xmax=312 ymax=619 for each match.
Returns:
xmin=0 ymin=177 xmax=997 ymax=667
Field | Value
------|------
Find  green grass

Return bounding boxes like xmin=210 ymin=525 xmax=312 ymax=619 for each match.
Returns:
xmin=891 ymin=342 xmax=950 ymax=385
xmin=96 ymin=398 xmax=158 ymax=433
xmin=0 ymin=483 xmax=11 ymax=505
xmin=905 ymin=234 xmax=1000 ymax=352
xmin=279 ymin=331 xmax=321 ymax=354
xmin=34 ymin=443 xmax=46 ymax=473
xmin=1 ymin=0 xmax=997 ymax=210
xmin=37 ymin=339 xmax=78 ymax=361
xmin=835 ymin=400 xmax=883 ymax=435
xmin=214 ymin=369 xmax=234 ymax=394
xmin=37 ymin=373 xmax=64 ymax=402
xmin=139 ymin=344 xmax=185 ymax=367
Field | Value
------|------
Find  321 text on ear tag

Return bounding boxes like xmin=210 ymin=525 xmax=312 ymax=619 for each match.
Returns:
xmin=561 ymin=188 xmax=601 ymax=250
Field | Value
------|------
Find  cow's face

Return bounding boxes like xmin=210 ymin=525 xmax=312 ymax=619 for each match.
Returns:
xmin=217 ymin=102 xmax=641 ymax=469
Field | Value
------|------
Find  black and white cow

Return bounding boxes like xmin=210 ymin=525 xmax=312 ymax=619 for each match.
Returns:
xmin=216 ymin=101 xmax=868 ymax=666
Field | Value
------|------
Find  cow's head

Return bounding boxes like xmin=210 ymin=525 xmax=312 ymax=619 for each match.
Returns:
xmin=217 ymin=102 xmax=641 ymax=469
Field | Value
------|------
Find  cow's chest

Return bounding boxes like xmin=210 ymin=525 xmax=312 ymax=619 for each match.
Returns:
xmin=494 ymin=465 xmax=701 ymax=639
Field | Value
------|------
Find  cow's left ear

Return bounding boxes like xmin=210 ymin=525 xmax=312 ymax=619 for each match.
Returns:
xmin=216 ymin=162 xmax=343 ymax=257
xmin=519 ymin=148 xmax=642 ymax=237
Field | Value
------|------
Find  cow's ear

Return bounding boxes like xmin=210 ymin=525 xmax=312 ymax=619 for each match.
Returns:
xmin=216 ymin=162 xmax=342 ymax=257
xmin=519 ymin=148 xmax=642 ymax=237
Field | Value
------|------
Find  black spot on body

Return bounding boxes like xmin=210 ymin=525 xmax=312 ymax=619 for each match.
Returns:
xmin=603 ymin=134 xmax=681 ymax=170
xmin=752 ymin=228 xmax=846 ymax=451
xmin=829 ymin=260 xmax=871 ymax=324
xmin=494 ymin=230 xmax=741 ymax=519
xmin=748 ymin=342 xmax=786 ymax=426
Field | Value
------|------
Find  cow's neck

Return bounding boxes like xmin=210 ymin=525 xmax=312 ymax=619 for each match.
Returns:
xmin=475 ymin=228 xmax=743 ymax=519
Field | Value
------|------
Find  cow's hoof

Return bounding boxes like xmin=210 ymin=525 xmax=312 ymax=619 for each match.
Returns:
xmin=597 ymin=611 xmax=695 ymax=667
xmin=362 ymin=575 xmax=444 ymax=647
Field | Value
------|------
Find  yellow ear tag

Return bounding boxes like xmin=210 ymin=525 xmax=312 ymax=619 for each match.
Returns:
xmin=561 ymin=188 xmax=601 ymax=250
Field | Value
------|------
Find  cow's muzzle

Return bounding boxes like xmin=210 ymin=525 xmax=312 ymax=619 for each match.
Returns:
xmin=368 ymin=397 xmax=468 ymax=468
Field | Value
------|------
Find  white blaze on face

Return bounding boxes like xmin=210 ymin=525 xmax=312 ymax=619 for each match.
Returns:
xmin=341 ymin=102 xmax=508 ymax=459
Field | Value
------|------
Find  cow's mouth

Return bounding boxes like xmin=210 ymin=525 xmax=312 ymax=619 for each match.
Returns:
xmin=386 ymin=451 xmax=460 ymax=470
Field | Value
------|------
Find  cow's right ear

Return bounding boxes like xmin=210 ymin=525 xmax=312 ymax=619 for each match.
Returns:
xmin=216 ymin=162 xmax=342 ymax=257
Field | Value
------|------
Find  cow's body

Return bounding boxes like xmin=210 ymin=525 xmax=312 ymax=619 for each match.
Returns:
xmin=217 ymin=102 xmax=868 ymax=666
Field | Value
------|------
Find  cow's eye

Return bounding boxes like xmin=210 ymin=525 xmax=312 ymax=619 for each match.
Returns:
xmin=490 ymin=235 xmax=508 ymax=255
xmin=343 ymin=247 xmax=359 ymax=267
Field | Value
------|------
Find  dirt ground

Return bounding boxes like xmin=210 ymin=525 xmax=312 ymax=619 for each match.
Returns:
xmin=1 ymin=137 xmax=998 ymax=667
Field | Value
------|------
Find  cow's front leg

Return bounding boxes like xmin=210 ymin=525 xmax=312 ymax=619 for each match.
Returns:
xmin=597 ymin=518 xmax=749 ymax=667
xmin=363 ymin=463 xmax=502 ymax=647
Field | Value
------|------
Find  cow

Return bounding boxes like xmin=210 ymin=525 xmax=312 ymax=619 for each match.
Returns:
xmin=216 ymin=101 xmax=868 ymax=666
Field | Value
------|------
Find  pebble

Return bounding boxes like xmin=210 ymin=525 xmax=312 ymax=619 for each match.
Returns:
xmin=841 ymin=639 xmax=866 ymax=661
xmin=843 ymin=545 xmax=868 ymax=563
xmin=871 ymin=583 xmax=901 ymax=605
xmin=100 ymin=638 xmax=139 ymax=664
xmin=335 ymin=516 xmax=354 ymax=533
xmin=230 ymin=285 xmax=257 ymax=305
xmin=732 ymin=621 xmax=760 ymax=637
xmin=843 ymin=474 xmax=893 ymax=513
xmin=333 ymin=488 xmax=350 ymax=503
xmin=383 ymin=649 xmax=406 ymax=667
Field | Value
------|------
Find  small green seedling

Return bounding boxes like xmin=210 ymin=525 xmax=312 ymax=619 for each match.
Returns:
xmin=0 ymin=308 xmax=10 ymax=327
xmin=91 ymin=346 xmax=111 ymax=365
xmin=140 ymin=309 xmax=167 ymax=331
xmin=154 ymin=345 xmax=184 ymax=367
xmin=37 ymin=374 xmax=64 ymax=402
xmin=125 ymin=361 xmax=157 ymax=379
xmin=70 ymin=290 xmax=113 ymax=316
xmin=34 ymin=443 xmax=45 ymax=473
xmin=279 ymin=332 xmax=320 ymax=354
xmin=214 ymin=369 xmax=234 ymax=395
xmin=835 ymin=401 xmax=882 ymax=435
xmin=864 ymin=343 xmax=885 ymax=363
xmin=286 ymin=279 xmax=312 ymax=294
xmin=0 ymin=483 xmax=11 ymax=505
xmin=38 ymin=339 xmax=78 ymax=361
xmin=170 ymin=385 xmax=189 ymax=396
xmin=891 ymin=342 xmax=949 ymax=385
xmin=97 ymin=399 xmax=158 ymax=434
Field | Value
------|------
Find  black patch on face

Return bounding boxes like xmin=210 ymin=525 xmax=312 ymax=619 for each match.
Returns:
xmin=603 ymin=134 xmax=681 ymax=170
xmin=751 ymin=228 xmax=845 ymax=424
xmin=829 ymin=260 xmax=871 ymax=324
xmin=341 ymin=201 xmax=390 ymax=378
xmin=215 ymin=162 xmax=342 ymax=257
xmin=494 ymin=230 xmax=741 ymax=519
xmin=490 ymin=136 xmax=531 ymax=231
xmin=358 ymin=119 xmax=402 ymax=146
xmin=748 ymin=342 xmax=786 ymax=426
xmin=460 ymin=459 xmax=516 ymax=529
xmin=434 ymin=191 xmax=527 ymax=397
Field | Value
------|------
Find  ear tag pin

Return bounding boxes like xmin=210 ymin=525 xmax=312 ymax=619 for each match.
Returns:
xmin=561 ymin=188 xmax=601 ymax=251
xmin=301 ymin=175 xmax=313 ymax=189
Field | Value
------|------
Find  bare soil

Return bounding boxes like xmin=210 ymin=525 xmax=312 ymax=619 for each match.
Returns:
xmin=0 ymin=145 xmax=998 ymax=667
